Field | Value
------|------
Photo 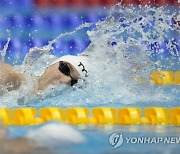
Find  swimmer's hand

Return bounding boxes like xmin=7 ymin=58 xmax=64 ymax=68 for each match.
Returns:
xmin=17 ymin=97 xmax=25 ymax=105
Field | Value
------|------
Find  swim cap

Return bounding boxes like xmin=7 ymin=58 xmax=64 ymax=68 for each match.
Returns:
xmin=51 ymin=55 xmax=89 ymax=79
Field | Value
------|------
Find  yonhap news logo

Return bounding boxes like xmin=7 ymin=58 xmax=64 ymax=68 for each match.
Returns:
xmin=109 ymin=132 xmax=124 ymax=148
xmin=109 ymin=132 xmax=180 ymax=148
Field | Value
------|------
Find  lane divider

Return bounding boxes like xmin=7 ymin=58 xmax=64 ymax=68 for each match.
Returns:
xmin=0 ymin=107 xmax=179 ymax=126
xmin=150 ymin=71 xmax=180 ymax=85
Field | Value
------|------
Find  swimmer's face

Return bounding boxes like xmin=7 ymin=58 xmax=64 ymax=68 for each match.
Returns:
xmin=38 ymin=62 xmax=80 ymax=90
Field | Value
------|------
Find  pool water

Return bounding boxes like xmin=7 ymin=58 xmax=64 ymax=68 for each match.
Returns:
xmin=0 ymin=2 xmax=180 ymax=154
xmin=7 ymin=123 xmax=180 ymax=154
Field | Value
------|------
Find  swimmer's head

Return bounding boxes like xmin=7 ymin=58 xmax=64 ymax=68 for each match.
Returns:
xmin=51 ymin=55 xmax=89 ymax=79
xmin=38 ymin=55 xmax=89 ymax=90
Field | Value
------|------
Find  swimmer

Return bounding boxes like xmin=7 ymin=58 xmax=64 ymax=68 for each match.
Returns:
xmin=0 ymin=55 xmax=89 ymax=93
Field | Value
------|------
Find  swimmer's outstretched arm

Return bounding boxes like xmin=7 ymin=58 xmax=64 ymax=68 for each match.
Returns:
xmin=0 ymin=62 xmax=25 ymax=91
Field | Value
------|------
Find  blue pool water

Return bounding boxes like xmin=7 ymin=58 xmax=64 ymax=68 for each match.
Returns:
xmin=0 ymin=1 xmax=180 ymax=154
xmin=7 ymin=123 xmax=180 ymax=154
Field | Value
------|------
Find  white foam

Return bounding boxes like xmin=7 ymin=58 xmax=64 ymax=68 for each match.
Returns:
xmin=26 ymin=123 xmax=86 ymax=147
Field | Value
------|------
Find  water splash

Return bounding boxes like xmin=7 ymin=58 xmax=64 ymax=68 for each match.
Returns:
xmin=0 ymin=38 xmax=11 ymax=62
xmin=61 ymin=5 xmax=179 ymax=106
xmin=0 ymin=4 xmax=179 ymax=107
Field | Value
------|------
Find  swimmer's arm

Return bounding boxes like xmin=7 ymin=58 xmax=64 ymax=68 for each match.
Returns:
xmin=0 ymin=62 xmax=25 ymax=91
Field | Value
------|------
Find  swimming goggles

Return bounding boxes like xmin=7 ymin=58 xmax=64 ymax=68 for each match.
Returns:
xmin=58 ymin=61 xmax=78 ymax=86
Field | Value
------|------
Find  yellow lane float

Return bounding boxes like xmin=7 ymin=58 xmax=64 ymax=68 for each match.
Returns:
xmin=0 ymin=107 xmax=179 ymax=126
xmin=151 ymin=71 xmax=180 ymax=85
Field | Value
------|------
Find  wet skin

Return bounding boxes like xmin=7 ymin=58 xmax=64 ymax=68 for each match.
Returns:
xmin=0 ymin=61 xmax=80 ymax=92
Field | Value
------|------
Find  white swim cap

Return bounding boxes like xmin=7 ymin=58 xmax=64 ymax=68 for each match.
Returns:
xmin=51 ymin=55 xmax=89 ymax=79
